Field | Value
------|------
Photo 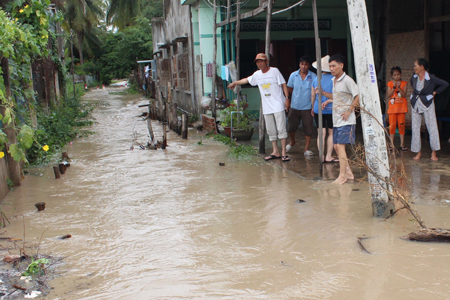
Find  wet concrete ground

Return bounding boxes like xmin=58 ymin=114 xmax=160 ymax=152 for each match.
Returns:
xmin=242 ymin=121 xmax=450 ymax=197
xmin=2 ymin=88 xmax=450 ymax=299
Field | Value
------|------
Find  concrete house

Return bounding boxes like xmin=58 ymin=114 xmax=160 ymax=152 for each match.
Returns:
xmin=152 ymin=0 xmax=450 ymax=136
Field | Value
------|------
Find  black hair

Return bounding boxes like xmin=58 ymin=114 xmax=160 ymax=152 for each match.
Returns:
xmin=391 ymin=66 xmax=402 ymax=74
xmin=416 ymin=58 xmax=430 ymax=71
xmin=329 ymin=53 xmax=345 ymax=64
xmin=299 ymin=55 xmax=312 ymax=65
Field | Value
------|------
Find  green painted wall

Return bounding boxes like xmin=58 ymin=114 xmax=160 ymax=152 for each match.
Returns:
xmin=198 ymin=2 xmax=224 ymax=96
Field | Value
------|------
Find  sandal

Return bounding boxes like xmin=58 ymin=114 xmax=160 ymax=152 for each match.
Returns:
xmin=282 ymin=156 xmax=290 ymax=162
xmin=400 ymin=147 xmax=408 ymax=151
xmin=264 ymin=155 xmax=281 ymax=161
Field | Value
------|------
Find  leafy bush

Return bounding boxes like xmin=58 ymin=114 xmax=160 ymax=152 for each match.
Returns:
xmin=26 ymin=95 xmax=95 ymax=165
xmin=220 ymin=102 xmax=254 ymax=131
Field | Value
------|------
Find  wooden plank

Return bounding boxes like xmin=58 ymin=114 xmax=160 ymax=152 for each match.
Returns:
xmin=211 ymin=0 xmax=217 ymax=119
xmin=347 ymin=0 xmax=393 ymax=217
xmin=259 ymin=0 xmax=273 ymax=154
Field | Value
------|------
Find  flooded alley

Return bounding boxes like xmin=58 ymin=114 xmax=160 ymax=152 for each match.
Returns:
xmin=2 ymin=88 xmax=450 ymax=300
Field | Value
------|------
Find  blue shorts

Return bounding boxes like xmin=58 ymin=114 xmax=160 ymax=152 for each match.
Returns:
xmin=333 ymin=125 xmax=356 ymax=144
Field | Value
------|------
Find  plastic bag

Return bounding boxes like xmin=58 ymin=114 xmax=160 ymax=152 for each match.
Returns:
xmin=226 ymin=61 xmax=239 ymax=94
xmin=201 ymin=96 xmax=211 ymax=109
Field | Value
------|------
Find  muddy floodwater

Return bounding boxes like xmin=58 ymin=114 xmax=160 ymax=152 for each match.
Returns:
xmin=3 ymin=88 xmax=450 ymax=300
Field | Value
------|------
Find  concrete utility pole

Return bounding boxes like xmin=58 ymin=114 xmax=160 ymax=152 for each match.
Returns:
xmin=346 ymin=0 xmax=394 ymax=217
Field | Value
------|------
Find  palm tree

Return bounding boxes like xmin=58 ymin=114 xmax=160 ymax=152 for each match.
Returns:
xmin=61 ymin=0 xmax=104 ymax=65
xmin=106 ymin=0 xmax=141 ymax=30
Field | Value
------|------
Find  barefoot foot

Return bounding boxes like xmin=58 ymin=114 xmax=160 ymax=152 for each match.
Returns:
xmin=413 ymin=153 xmax=421 ymax=160
xmin=332 ymin=176 xmax=347 ymax=185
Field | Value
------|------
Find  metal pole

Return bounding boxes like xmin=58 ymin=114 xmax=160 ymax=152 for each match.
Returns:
xmin=312 ymin=0 xmax=324 ymax=166
xmin=231 ymin=111 xmax=243 ymax=141
xmin=347 ymin=0 xmax=393 ymax=217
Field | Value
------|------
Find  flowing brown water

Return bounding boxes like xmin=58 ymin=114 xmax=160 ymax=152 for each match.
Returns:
xmin=3 ymin=88 xmax=450 ymax=299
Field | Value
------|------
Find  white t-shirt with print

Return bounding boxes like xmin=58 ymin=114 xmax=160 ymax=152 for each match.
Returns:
xmin=332 ymin=72 xmax=359 ymax=127
xmin=247 ymin=67 xmax=286 ymax=115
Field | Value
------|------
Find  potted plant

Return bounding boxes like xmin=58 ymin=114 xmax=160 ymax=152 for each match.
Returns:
xmin=220 ymin=103 xmax=254 ymax=141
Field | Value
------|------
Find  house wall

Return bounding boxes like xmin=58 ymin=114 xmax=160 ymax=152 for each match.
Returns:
xmin=386 ymin=30 xmax=426 ymax=127
xmin=235 ymin=0 xmax=375 ymax=116
xmin=152 ymin=0 xmax=197 ymax=113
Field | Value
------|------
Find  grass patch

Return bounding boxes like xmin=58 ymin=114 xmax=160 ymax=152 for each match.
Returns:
xmin=209 ymin=134 xmax=257 ymax=158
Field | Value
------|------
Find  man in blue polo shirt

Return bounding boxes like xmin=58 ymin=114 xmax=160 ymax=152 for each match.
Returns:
xmin=286 ymin=56 xmax=317 ymax=155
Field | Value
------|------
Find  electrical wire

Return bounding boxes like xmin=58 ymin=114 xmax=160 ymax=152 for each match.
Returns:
xmin=272 ymin=0 xmax=308 ymax=15
xmin=202 ymin=0 xmax=252 ymax=15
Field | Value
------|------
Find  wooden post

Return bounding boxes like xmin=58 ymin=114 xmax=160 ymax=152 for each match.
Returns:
xmin=347 ymin=0 xmax=393 ymax=217
xmin=260 ymin=0 xmax=273 ymax=154
xmin=53 ymin=166 xmax=61 ymax=179
xmin=162 ymin=102 xmax=167 ymax=149
xmin=172 ymin=103 xmax=178 ymax=134
xmin=211 ymin=0 xmax=218 ymax=120
xmin=167 ymin=82 xmax=173 ymax=129
xmin=312 ymin=0 xmax=324 ymax=165
xmin=58 ymin=163 xmax=66 ymax=174
xmin=0 ymin=58 xmax=21 ymax=186
xmin=181 ymin=113 xmax=188 ymax=139
xmin=235 ymin=0 xmax=241 ymax=120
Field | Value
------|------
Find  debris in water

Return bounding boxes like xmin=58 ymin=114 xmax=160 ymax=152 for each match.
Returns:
xmin=35 ymin=202 xmax=46 ymax=211
xmin=219 ymin=162 xmax=225 ymax=166
xmin=59 ymin=234 xmax=72 ymax=240
xmin=3 ymin=255 xmax=20 ymax=263
xmin=296 ymin=199 xmax=306 ymax=203
xmin=357 ymin=236 xmax=371 ymax=254
xmin=24 ymin=291 xmax=42 ymax=298
xmin=352 ymin=189 xmax=360 ymax=191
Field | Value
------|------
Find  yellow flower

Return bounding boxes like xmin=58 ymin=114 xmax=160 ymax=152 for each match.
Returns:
xmin=42 ymin=145 xmax=49 ymax=152
xmin=15 ymin=18 xmax=18 ymax=21
xmin=19 ymin=9 xmax=24 ymax=13
xmin=24 ymin=5 xmax=29 ymax=8
xmin=0 ymin=152 xmax=4 ymax=159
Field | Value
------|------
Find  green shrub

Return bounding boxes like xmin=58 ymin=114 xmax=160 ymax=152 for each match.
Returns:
xmin=26 ymin=95 xmax=95 ymax=165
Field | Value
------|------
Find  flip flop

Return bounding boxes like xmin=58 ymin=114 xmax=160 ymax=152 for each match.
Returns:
xmin=400 ymin=147 xmax=408 ymax=151
xmin=324 ymin=158 xmax=339 ymax=163
xmin=282 ymin=156 xmax=290 ymax=162
xmin=264 ymin=155 xmax=281 ymax=161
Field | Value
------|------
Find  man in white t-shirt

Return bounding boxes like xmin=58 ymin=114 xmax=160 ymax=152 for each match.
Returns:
xmin=228 ymin=53 xmax=290 ymax=161
xmin=329 ymin=54 xmax=359 ymax=184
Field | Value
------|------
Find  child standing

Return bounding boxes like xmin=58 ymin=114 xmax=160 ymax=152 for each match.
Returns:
xmin=386 ymin=66 xmax=408 ymax=151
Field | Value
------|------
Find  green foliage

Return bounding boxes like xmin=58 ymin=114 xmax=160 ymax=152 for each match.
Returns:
xmin=23 ymin=257 xmax=49 ymax=276
xmin=6 ymin=179 xmax=14 ymax=189
xmin=189 ymin=114 xmax=199 ymax=124
xmin=0 ymin=1 xmax=53 ymax=163
xmin=26 ymin=95 xmax=95 ymax=165
xmin=211 ymin=134 xmax=257 ymax=158
xmin=220 ymin=103 xmax=254 ymax=131
xmin=86 ymin=19 xmax=153 ymax=85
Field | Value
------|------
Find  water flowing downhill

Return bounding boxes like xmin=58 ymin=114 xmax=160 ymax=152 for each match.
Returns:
xmin=2 ymin=88 xmax=450 ymax=300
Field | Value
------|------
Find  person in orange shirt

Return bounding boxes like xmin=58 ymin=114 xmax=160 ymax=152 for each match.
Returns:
xmin=386 ymin=66 xmax=408 ymax=151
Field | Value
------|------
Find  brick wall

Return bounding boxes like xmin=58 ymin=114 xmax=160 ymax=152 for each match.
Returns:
xmin=386 ymin=30 xmax=426 ymax=128
xmin=201 ymin=114 xmax=217 ymax=134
